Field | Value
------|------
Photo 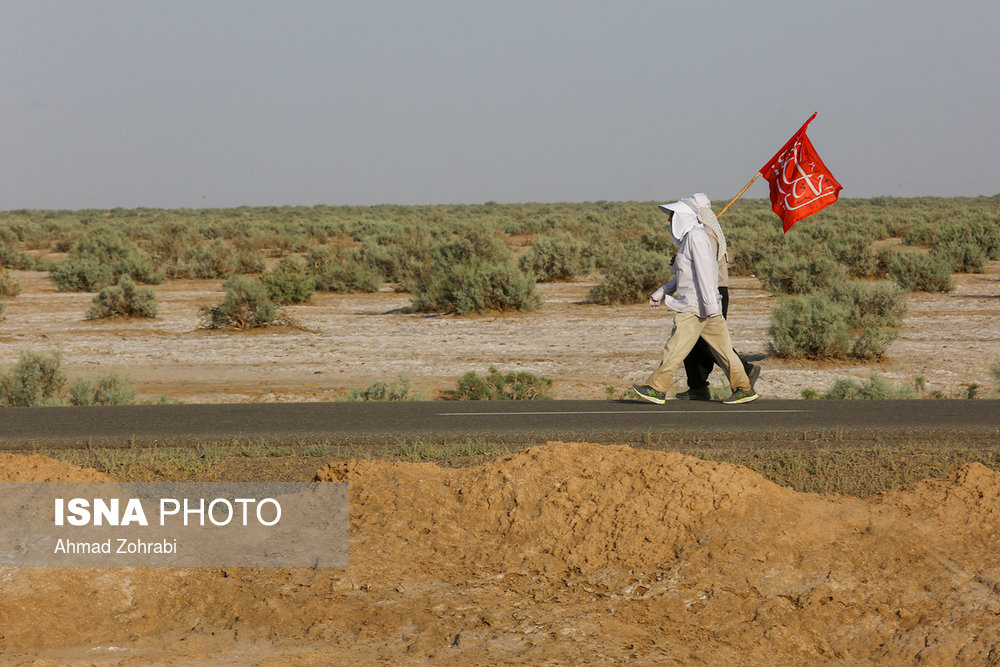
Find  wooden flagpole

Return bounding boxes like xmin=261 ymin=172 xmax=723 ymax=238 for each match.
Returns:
xmin=717 ymin=172 xmax=761 ymax=219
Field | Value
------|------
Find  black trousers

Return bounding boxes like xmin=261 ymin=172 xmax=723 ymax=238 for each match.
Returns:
xmin=683 ymin=287 xmax=751 ymax=389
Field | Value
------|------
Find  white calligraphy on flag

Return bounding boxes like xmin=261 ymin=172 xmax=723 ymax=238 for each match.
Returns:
xmin=772 ymin=139 xmax=839 ymax=211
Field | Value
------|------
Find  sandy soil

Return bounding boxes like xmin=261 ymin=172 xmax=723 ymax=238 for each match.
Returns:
xmin=1 ymin=262 xmax=999 ymax=403
xmin=2 ymin=442 xmax=1000 ymax=665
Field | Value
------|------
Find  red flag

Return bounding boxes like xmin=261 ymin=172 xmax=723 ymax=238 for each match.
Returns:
xmin=759 ymin=113 xmax=843 ymax=232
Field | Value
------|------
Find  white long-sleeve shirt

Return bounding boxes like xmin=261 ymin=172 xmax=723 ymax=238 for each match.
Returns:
xmin=651 ymin=225 xmax=722 ymax=318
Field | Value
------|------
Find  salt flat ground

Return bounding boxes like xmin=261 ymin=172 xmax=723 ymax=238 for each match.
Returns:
xmin=1 ymin=262 xmax=998 ymax=404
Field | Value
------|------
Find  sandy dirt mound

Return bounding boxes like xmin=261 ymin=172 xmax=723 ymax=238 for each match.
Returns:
xmin=0 ymin=452 xmax=111 ymax=482
xmin=3 ymin=444 xmax=1000 ymax=665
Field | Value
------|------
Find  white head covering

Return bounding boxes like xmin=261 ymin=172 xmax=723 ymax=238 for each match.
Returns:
xmin=659 ymin=200 xmax=700 ymax=246
xmin=681 ymin=193 xmax=726 ymax=262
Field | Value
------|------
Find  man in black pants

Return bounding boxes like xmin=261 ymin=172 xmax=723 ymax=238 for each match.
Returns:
xmin=671 ymin=194 xmax=760 ymax=400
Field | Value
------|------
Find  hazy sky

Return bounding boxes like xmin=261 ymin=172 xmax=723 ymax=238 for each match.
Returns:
xmin=3 ymin=1 xmax=998 ymax=210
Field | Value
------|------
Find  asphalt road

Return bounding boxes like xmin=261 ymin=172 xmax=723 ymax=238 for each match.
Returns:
xmin=1 ymin=399 xmax=998 ymax=449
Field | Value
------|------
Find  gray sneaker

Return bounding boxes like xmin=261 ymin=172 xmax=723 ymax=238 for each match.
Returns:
xmin=632 ymin=384 xmax=667 ymax=405
xmin=722 ymin=388 xmax=759 ymax=405
xmin=747 ymin=363 xmax=761 ymax=390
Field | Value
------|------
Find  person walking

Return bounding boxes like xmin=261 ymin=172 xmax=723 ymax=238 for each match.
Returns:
xmin=631 ymin=199 xmax=758 ymax=405
xmin=674 ymin=193 xmax=760 ymax=401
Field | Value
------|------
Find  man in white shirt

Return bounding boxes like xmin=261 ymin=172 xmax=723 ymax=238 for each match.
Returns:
xmin=676 ymin=193 xmax=760 ymax=400
xmin=632 ymin=200 xmax=758 ymax=405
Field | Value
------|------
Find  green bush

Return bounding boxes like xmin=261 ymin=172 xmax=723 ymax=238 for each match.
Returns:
xmin=346 ymin=376 xmax=416 ymax=401
xmin=770 ymin=281 xmax=907 ymax=360
xmin=723 ymin=217 xmax=783 ymax=276
xmin=825 ymin=281 xmax=907 ymax=360
xmin=883 ymin=249 xmax=955 ymax=292
xmin=826 ymin=232 xmax=880 ymax=278
xmin=0 ymin=230 xmax=38 ymax=271
xmin=409 ymin=260 xmax=540 ymax=315
xmin=310 ymin=251 xmax=382 ymax=293
xmin=86 ymin=277 xmax=159 ymax=319
xmin=904 ymin=216 xmax=1000 ymax=262
xmin=56 ymin=227 xmax=163 ymax=287
xmin=756 ymin=253 xmax=848 ymax=296
xmin=991 ymin=358 xmax=1000 ymax=395
xmin=50 ymin=258 xmax=115 ymax=292
xmin=584 ymin=245 xmax=672 ymax=305
xmin=180 ymin=240 xmax=239 ymax=278
xmin=356 ymin=229 xmax=435 ymax=287
xmin=819 ymin=372 xmax=916 ymax=399
xmin=0 ymin=269 xmax=21 ymax=298
xmin=930 ymin=239 xmax=987 ymax=274
xmin=769 ymin=293 xmax=852 ymax=359
xmin=69 ymin=371 xmax=137 ymax=406
xmin=200 ymin=277 xmax=280 ymax=329
xmin=432 ymin=227 xmax=514 ymax=268
xmin=0 ymin=350 xmax=67 ymax=407
xmin=454 ymin=366 xmax=553 ymax=400
xmin=519 ymin=231 xmax=595 ymax=282
xmin=260 ymin=257 xmax=315 ymax=305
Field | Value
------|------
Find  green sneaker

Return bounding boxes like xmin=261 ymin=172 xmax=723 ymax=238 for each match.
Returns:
xmin=675 ymin=387 xmax=712 ymax=401
xmin=723 ymin=388 xmax=759 ymax=405
xmin=632 ymin=384 xmax=667 ymax=405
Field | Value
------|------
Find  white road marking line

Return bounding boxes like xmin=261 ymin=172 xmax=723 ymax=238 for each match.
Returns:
xmin=437 ymin=409 xmax=809 ymax=416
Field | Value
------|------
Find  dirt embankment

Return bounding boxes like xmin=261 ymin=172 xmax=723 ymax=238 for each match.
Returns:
xmin=3 ymin=442 xmax=1000 ymax=665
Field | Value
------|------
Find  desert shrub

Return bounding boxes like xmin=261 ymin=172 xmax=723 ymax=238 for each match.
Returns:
xmin=518 ymin=231 xmax=595 ymax=281
xmin=0 ymin=228 xmax=40 ymax=270
xmin=755 ymin=253 xmax=848 ymax=296
xmin=0 ymin=269 xmax=21 ymax=298
xmin=147 ymin=220 xmax=201 ymax=270
xmin=827 ymin=232 xmax=881 ymax=278
xmin=431 ymin=227 xmax=514 ymax=269
xmin=86 ymin=277 xmax=159 ymax=319
xmin=819 ymin=372 xmax=916 ymax=400
xmin=991 ymin=358 xmax=1000 ymax=395
xmin=200 ymin=277 xmax=280 ymax=329
xmin=409 ymin=260 xmax=540 ymax=315
xmin=346 ymin=376 xmax=416 ymax=401
xmin=307 ymin=248 xmax=382 ymax=293
xmin=454 ymin=366 xmax=553 ymax=400
xmin=585 ymin=245 xmax=672 ymax=305
xmin=770 ymin=281 xmax=906 ymax=360
xmin=260 ymin=257 xmax=315 ymax=305
xmin=903 ymin=216 xmax=1000 ymax=261
xmin=180 ymin=240 xmax=240 ymax=278
xmin=357 ymin=229 xmax=435 ymax=286
xmin=824 ymin=280 xmax=907 ymax=360
xmin=769 ymin=293 xmax=852 ymax=359
xmin=50 ymin=258 xmax=115 ymax=292
xmin=723 ymin=216 xmax=782 ymax=276
xmin=315 ymin=261 xmax=382 ymax=293
xmin=930 ymin=239 xmax=987 ymax=274
xmin=0 ymin=349 xmax=67 ymax=407
xmin=0 ymin=301 xmax=5 ymax=321
xmin=883 ymin=249 xmax=955 ymax=292
xmin=67 ymin=228 xmax=163 ymax=285
xmin=69 ymin=371 xmax=137 ymax=406
xmin=231 ymin=246 xmax=267 ymax=274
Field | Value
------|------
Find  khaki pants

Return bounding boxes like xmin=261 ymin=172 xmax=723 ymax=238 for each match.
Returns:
xmin=646 ymin=312 xmax=751 ymax=394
